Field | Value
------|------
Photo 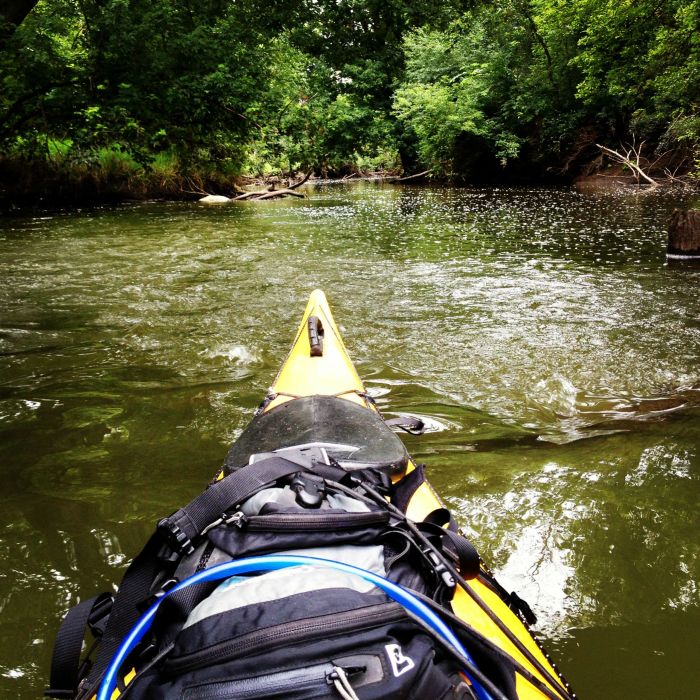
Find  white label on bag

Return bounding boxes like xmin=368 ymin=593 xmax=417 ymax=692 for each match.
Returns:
xmin=385 ymin=643 xmax=416 ymax=677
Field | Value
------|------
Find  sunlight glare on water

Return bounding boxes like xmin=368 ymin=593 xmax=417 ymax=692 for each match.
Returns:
xmin=1 ymin=182 xmax=699 ymax=698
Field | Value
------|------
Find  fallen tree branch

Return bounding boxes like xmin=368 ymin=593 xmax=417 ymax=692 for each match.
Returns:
xmin=398 ymin=169 xmax=431 ymax=182
xmin=231 ymin=171 xmax=311 ymax=200
xmin=231 ymin=190 xmax=264 ymax=201
xmin=288 ymin=170 xmax=312 ymax=190
xmin=254 ymin=188 xmax=305 ymax=200
xmin=596 ymin=143 xmax=659 ymax=188
xmin=385 ymin=169 xmax=431 ymax=182
xmin=663 ymin=167 xmax=694 ymax=189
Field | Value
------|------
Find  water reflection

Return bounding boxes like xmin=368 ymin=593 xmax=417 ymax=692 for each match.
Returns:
xmin=1 ymin=183 xmax=699 ymax=698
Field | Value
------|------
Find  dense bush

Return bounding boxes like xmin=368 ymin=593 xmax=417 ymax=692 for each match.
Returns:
xmin=1 ymin=0 xmax=698 ymax=188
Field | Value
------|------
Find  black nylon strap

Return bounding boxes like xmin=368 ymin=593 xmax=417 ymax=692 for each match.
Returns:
xmin=46 ymin=593 xmax=112 ymax=699
xmin=164 ymin=454 xmax=344 ymax=549
xmin=442 ymin=528 xmax=480 ymax=579
xmin=420 ymin=509 xmax=481 ymax=580
xmin=507 ymin=590 xmax=538 ymax=626
xmin=390 ymin=464 xmax=426 ymax=512
xmin=150 ymin=580 xmax=220 ymax=648
xmin=79 ymin=454 xmax=329 ymax=699
xmin=423 ymin=507 xmax=459 ymax=533
xmin=78 ymin=535 xmax=164 ymax=699
xmin=385 ymin=415 xmax=426 ymax=435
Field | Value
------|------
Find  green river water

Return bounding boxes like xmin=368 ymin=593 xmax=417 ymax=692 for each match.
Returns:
xmin=1 ymin=181 xmax=699 ymax=698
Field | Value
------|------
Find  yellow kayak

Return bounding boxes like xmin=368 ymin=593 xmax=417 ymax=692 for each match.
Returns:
xmin=50 ymin=289 xmax=575 ymax=700
xmin=252 ymin=290 xmax=572 ymax=700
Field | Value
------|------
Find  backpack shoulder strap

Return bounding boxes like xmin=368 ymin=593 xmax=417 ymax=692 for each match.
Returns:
xmin=77 ymin=453 xmax=342 ymax=699
xmin=45 ymin=593 xmax=112 ymax=699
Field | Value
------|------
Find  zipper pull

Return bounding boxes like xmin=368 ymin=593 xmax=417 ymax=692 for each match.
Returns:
xmin=224 ymin=511 xmax=248 ymax=528
xmin=327 ymin=666 xmax=360 ymax=700
xmin=201 ymin=511 xmax=247 ymax=536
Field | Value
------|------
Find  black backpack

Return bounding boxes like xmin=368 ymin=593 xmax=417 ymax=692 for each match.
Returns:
xmin=47 ymin=449 xmax=517 ymax=700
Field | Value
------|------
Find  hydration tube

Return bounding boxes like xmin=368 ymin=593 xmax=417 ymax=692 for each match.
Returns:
xmin=97 ymin=554 xmax=495 ymax=700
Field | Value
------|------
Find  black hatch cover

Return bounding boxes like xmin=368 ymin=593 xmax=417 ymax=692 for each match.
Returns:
xmin=224 ymin=396 xmax=409 ymax=473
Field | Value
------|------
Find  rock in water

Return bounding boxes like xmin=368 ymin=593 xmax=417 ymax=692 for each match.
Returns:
xmin=667 ymin=209 xmax=700 ymax=258
xmin=199 ymin=194 xmax=230 ymax=204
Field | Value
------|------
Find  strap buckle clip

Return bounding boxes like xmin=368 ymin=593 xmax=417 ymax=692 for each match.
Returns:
xmin=423 ymin=548 xmax=456 ymax=589
xmin=87 ymin=593 xmax=113 ymax=638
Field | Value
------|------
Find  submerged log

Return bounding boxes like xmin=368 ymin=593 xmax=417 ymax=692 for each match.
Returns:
xmin=667 ymin=209 xmax=700 ymax=258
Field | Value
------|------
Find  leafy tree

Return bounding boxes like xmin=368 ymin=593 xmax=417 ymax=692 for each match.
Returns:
xmin=393 ymin=0 xmax=699 ymax=179
xmin=1 ymin=0 xmax=698 ymax=187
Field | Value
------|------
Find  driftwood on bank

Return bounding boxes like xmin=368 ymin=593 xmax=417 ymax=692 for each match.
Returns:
xmin=396 ymin=169 xmax=431 ymax=182
xmin=198 ymin=171 xmax=312 ymax=203
xmin=248 ymin=188 xmax=305 ymax=200
xmin=382 ymin=169 xmax=431 ymax=183
xmin=596 ymin=142 xmax=659 ymax=187
xmin=232 ymin=170 xmax=312 ymax=201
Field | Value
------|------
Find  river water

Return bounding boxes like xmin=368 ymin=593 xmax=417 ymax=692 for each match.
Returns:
xmin=1 ymin=182 xmax=699 ymax=698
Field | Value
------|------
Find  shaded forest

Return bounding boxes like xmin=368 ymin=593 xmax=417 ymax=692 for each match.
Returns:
xmin=0 ymin=0 xmax=698 ymax=203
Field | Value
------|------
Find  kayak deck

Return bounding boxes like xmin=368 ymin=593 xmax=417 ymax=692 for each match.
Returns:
xmin=263 ymin=290 xmax=571 ymax=700
xmin=267 ymin=290 xmax=367 ymax=411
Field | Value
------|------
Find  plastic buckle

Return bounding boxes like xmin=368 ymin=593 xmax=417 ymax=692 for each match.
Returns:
xmin=157 ymin=518 xmax=195 ymax=556
xmin=137 ymin=577 xmax=179 ymax=614
xmin=424 ymin=548 xmax=456 ymax=589
xmin=154 ymin=578 xmax=178 ymax=599
xmin=87 ymin=593 xmax=113 ymax=638
xmin=291 ymin=473 xmax=326 ymax=508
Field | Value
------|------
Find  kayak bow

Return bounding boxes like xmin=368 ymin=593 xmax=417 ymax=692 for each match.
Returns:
xmin=261 ymin=290 xmax=572 ymax=700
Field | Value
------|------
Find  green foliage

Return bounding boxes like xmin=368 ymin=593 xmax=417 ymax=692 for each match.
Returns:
xmin=0 ymin=0 xmax=698 ymax=187
xmin=391 ymin=0 xmax=700 ymax=179
xmin=393 ymin=22 xmax=525 ymax=175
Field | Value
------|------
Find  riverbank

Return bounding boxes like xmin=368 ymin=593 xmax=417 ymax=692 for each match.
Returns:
xmin=0 ymin=155 xmax=406 ymax=211
xmin=0 ymin=153 xmax=245 ymax=210
xmin=2 ymin=152 xmax=697 ymax=212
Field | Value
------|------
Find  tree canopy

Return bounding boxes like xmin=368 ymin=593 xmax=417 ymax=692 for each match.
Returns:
xmin=1 ymin=0 xmax=698 ymax=187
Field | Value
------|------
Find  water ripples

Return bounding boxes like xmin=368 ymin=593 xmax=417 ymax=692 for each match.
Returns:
xmin=1 ymin=183 xmax=700 ymax=697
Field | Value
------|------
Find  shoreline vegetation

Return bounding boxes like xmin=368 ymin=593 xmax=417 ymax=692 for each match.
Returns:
xmin=1 ymin=0 xmax=699 ymax=210
xmin=1 ymin=153 xmax=696 ymax=212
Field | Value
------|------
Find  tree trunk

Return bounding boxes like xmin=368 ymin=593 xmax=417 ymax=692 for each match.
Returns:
xmin=668 ymin=209 xmax=700 ymax=258
xmin=1 ymin=0 xmax=39 ymax=29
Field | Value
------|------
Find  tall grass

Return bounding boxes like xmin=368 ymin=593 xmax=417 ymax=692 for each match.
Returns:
xmin=0 ymin=141 xmax=244 ymax=207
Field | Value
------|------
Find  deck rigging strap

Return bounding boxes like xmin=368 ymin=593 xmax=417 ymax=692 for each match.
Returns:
xmin=160 ymin=453 xmax=345 ymax=555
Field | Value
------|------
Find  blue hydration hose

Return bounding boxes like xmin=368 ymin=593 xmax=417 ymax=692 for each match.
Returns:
xmin=97 ymin=554 xmax=494 ymax=700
